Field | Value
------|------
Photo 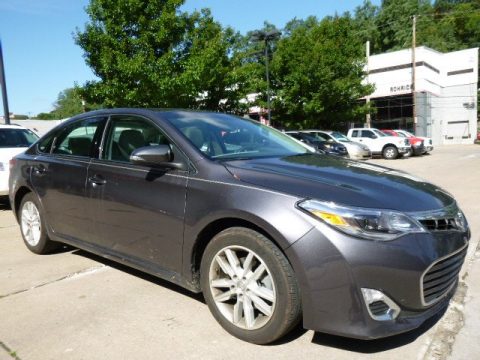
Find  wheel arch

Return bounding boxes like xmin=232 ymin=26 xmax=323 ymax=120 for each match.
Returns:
xmin=14 ymin=186 xmax=32 ymax=220
xmin=381 ymin=143 xmax=398 ymax=151
xmin=188 ymin=216 xmax=289 ymax=290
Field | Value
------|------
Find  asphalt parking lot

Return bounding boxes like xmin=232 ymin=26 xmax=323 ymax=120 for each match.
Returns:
xmin=1 ymin=145 xmax=479 ymax=360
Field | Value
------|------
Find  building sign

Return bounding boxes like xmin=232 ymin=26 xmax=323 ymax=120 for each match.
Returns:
xmin=390 ymin=84 xmax=413 ymax=93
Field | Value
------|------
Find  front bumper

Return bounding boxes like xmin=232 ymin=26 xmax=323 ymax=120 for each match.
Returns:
xmin=349 ymin=150 xmax=372 ymax=160
xmin=412 ymin=145 xmax=426 ymax=156
xmin=398 ymin=146 xmax=411 ymax=154
xmin=285 ymin=221 xmax=469 ymax=339
xmin=425 ymin=146 xmax=434 ymax=152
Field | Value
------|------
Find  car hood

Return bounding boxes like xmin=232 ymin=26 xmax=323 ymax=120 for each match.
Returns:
xmin=223 ymin=154 xmax=453 ymax=212
xmin=341 ymin=141 xmax=369 ymax=151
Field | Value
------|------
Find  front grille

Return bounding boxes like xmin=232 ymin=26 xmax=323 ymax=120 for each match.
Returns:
xmin=419 ymin=218 xmax=458 ymax=231
xmin=422 ymin=247 xmax=467 ymax=305
xmin=369 ymin=301 xmax=390 ymax=316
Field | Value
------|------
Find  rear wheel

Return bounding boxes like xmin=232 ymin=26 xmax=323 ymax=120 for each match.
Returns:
xmin=200 ymin=227 xmax=301 ymax=344
xmin=382 ymin=145 xmax=398 ymax=160
xmin=19 ymin=193 xmax=60 ymax=254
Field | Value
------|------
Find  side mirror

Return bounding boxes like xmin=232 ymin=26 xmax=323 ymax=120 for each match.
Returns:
xmin=371 ymin=135 xmax=377 ymax=139
xmin=130 ymin=145 xmax=186 ymax=170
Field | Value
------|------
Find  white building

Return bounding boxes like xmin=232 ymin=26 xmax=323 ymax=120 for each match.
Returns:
xmin=365 ymin=46 xmax=478 ymax=145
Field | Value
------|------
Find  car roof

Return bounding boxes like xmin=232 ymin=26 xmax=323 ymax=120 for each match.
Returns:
xmin=0 ymin=124 xmax=28 ymax=129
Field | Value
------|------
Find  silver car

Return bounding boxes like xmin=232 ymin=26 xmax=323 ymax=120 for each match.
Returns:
xmin=302 ymin=130 xmax=371 ymax=160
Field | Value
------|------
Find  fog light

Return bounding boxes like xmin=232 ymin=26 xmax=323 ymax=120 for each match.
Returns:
xmin=361 ymin=288 xmax=400 ymax=321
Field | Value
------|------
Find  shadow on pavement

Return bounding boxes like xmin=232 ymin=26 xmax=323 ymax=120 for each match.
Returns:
xmin=70 ymin=248 xmax=446 ymax=349
xmin=72 ymin=249 xmax=205 ymax=303
xmin=311 ymin=307 xmax=446 ymax=352
xmin=0 ymin=197 xmax=11 ymax=211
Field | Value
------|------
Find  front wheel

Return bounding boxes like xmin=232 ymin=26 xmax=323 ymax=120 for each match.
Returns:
xmin=200 ymin=227 xmax=301 ymax=344
xmin=19 ymin=192 xmax=60 ymax=254
xmin=382 ymin=145 xmax=399 ymax=160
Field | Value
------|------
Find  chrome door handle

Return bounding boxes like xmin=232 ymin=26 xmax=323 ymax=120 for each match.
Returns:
xmin=88 ymin=175 xmax=107 ymax=186
xmin=33 ymin=165 xmax=46 ymax=175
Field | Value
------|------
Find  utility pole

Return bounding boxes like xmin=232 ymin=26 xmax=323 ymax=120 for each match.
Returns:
xmin=365 ymin=40 xmax=371 ymax=128
xmin=412 ymin=15 xmax=417 ymax=134
xmin=264 ymin=37 xmax=271 ymax=124
xmin=250 ymin=29 xmax=281 ymax=125
xmin=0 ymin=39 xmax=10 ymax=125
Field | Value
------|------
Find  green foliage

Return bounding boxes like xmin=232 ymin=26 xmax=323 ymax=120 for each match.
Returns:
xmin=353 ymin=0 xmax=480 ymax=54
xmin=35 ymin=86 xmax=101 ymax=119
xmin=72 ymin=0 xmax=478 ymax=128
xmin=271 ymin=16 xmax=374 ymax=129
xmin=36 ymin=112 xmax=58 ymax=120
xmin=75 ymin=1 xmax=239 ymax=110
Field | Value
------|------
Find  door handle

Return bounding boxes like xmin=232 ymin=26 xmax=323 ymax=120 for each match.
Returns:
xmin=88 ymin=175 xmax=107 ymax=186
xmin=32 ymin=165 xmax=46 ymax=176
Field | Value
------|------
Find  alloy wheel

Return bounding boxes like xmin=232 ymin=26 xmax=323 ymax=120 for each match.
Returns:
xmin=209 ymin=245 xmax=276 ymax=330
xmin=21 ymin=201 xmax=42 ymax=246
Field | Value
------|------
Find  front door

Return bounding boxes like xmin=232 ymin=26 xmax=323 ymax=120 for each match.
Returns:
xmin=87 ymin=115 xmax=189 ymax=273
xmin=30 ymin=116 xmax=106 ymax=242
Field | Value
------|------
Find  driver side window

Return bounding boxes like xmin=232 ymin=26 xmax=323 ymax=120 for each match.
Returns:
xmin=103 ymin=116 xmax=170 ymax=163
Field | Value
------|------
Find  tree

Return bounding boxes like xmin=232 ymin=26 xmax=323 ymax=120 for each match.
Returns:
xmin=53 ymin=87 xmax=86 ymax=118
xmin=75 ymin=0 xmax=238 ymax=110
xmin=271 ymin=16 xmax=374 ymax=129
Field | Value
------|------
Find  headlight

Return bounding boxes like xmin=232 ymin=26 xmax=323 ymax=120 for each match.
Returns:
xmin=298 ymin=199 xmax=426 ymax=241
xmin=455 ymin=210 xmax=468 ymax=232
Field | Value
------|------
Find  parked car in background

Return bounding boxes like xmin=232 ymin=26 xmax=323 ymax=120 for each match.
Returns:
xmin=301 ymin=130 xmax=371 ymax=160
xmin=285 ymin=131 xmax=348 ymax=157
xmin=9 ymin=109 xmax=470 ymax=344
xmin=347 ymin=128 xmax=411 ymax=159
xmin=395 ymin=130 xmax=434 ymax=154
xmin=0 ymin=125 xmax=39 ymax=198
xmin=382 ymin=129 xmax=425 ymax=156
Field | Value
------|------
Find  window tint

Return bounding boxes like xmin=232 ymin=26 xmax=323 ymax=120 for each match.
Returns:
xmin=351 ymin=130 xmax=359 ymax=137
xmin=104 ymin=116 xmax=170 ymax=162
xmin=330 ymin=132 xmax=351 ymax=142
xmin=308 ymin=132 xmax=329 ymax=142
xmin=165 ymin=112 xmax=308 ymax=160
xmin=361 ymin=130 xmax=375 ymax=138
xmin=0 ymin=129 xmax=39 ymax=148
xmin=52 ymin=118 xmax=103 ymax=157
xmin=37 ymin=132 xmax=56 ymax=153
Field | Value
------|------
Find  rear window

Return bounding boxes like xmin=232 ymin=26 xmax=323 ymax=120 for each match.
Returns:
xmin=0 ymin=128 xmax=39 ymax=148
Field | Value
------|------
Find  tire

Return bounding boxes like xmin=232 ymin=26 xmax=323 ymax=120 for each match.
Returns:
xmin=19 ymin=192 xmax=60 ymax=254
xmin=382 ymin=145 xmax=398 ymax=160
xmin=200 ymin=227 xmax=301 ymax=344
xmin=404 ymin=148 xmax=413 ymax=158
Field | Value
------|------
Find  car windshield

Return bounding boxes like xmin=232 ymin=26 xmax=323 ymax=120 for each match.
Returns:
xmin=330 ymin=131 xmax=351 ymax=142
xmin=0 ymin=128 xmax=39 ymax=148
xmin=402 ymin=130 xmax=415 ymax=137
xmin=164 ymin=112 xmax=310 ymax=160
xmin=373 ymin=129 xmax=387 ymax=137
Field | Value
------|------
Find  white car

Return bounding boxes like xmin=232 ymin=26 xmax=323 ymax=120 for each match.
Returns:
xmin=394 ymin=129 xmax=434 ymax=153
xmin=347 ymin=128 xmax=411 ymax=160
xmin=0 ymin=125 xmax=39 ymax=196
xmin=302 ymin=130 xmax=372 ymax=160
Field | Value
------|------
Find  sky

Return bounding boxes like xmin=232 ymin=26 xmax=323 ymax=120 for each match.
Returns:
xmin=0 ymin=0 xmax=380 ymax=116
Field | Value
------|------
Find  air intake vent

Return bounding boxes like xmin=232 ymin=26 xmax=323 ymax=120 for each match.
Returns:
xmin=419 ymin=218 xmax=458 ymax=231
xmin=368 ymin=301 xmax=390 ymax=316
xmin=422 ymin=246 xmax=467 ymax=305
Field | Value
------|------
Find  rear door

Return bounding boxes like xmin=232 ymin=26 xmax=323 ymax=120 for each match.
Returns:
xmin=87 ymin=114 xmax=189 ymax=273
xmin=30 ymin=116 xmax=107 ymax=242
